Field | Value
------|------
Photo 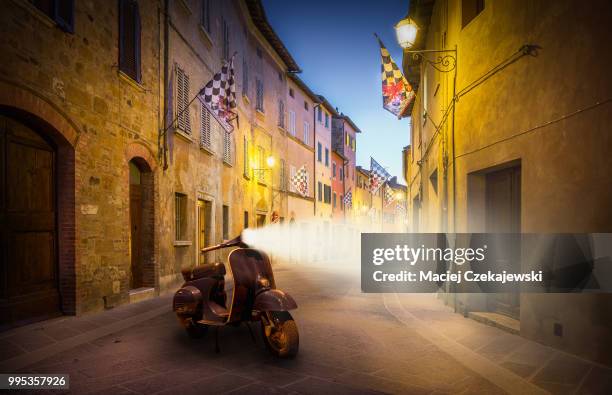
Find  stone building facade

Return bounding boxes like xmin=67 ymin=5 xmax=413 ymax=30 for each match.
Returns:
xmin=402 ymin=0 xmax=612 ymax=364
xmin=1 ymin=0 xmax=349 ymax=327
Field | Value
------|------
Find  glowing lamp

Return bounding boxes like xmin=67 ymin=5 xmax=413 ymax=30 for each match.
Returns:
xmin=266 ymin=156 xmax=275 ymax=168
xmin=395 ymin=191 xmax=405 ymax=200
xmin=394 ymin=17 xmax=419 ymax=49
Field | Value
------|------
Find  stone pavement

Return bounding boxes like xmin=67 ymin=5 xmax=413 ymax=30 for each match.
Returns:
xmin=0 ymin=265 xmax=610 ymax=394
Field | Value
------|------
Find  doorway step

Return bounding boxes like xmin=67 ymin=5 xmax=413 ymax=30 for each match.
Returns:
xmin=129 ymin=287 xmax=156 ymax=304
xmin=468 ymin=311 xmax=520 ymax=335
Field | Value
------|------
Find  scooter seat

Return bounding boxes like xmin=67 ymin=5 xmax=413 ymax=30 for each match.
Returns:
xmin=209 ymin=301 xmax=229 ymax=317
xmin=181 ymin=262 xmax=226 ymax=281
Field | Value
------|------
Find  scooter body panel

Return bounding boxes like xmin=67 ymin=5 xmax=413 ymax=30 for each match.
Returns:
xmin=254 ymin=289 xmax=298 ymax=312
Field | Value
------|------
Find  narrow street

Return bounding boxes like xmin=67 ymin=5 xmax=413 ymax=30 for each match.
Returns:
xmin=1 ymin=264 xmax=610 ymax=395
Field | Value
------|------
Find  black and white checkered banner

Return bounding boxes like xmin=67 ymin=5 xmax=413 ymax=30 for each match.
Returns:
xmin=199 ymin=54 xmax=237 ymax=129
xmin=290 ymin=165 xmax=309 ymax=197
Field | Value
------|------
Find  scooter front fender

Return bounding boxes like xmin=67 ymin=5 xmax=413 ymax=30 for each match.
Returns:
xmin=254 ymin=289 xmax=297 ymax=312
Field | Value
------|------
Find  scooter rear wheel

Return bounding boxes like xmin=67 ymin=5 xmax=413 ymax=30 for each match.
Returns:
xmin=261 ymin=311 xmax=299 ymax=358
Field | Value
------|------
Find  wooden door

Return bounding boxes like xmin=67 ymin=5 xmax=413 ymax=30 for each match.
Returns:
xmin=129 ymin=161 xmax=143 ymax=289
xmin=485 ymin=166 xmax=521 ymax=319
xmin=0 ymin=115 xmax=60 ymax=326
xmin=197 ymin=200 xmax=212 ymax=265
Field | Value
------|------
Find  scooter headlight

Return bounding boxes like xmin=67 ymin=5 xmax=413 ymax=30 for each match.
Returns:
xmin=257 ymin=277 xmax=271 ymax=289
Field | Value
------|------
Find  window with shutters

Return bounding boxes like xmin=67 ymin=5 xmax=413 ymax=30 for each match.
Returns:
xmin=243 ymin=136 xmax=250 ymax=178
xmin=242 ymin=58 xmax=249 ymax=98
xmin=332 ymin=163 xmax=336 ymax=178
xmin=257 ymin=146 xmax=265 ymax=183
xmin=201 ymin=0 xmax=211 ymax=33
xmin=175 ymin=193 xmax=188 ymax=241
xmin=32 ymin=0 xmax=75 ymax=32
xmin=279 ymin=159 xmax=286 ymax=191
xmin=333 ymin=192 xmax=337 ymax=208
xmin=119 ymin=0 xmax=141 ymax=82
xmin=317 ymin=182 xmax=322 ymax=202
xmin=200 ymin=103 xmax=212 ymax=150
xmin=324 ymin=185 xmax=332 ymax=204
xmin=256 ymin=79 xmax=264 ymax=112
xmin=176 ymin=66 xmax=192 ymax=134
xmin=303 ymin=121 xmax=310 ymax=145
xmin=317 ymin=107 xmax=322 ymax=123
xmin=223 ymin=130 xmax=232 ymax=164
xmin=325 ymin=113 xmax=329 ymax=128
xmin=288 ymin=110 xmax=296 ymax=135
xmin=317 ymin=142 xmax=322 ymax=162
xmin=222 ymin=17 xmax=230 ymax=61
xmin=289 ymin=165 xmax=296 ymax=193
xmin=278 ymin=100 xmax=285 ymax=128
xmin=289 ymin=88 xmax=294 ymax=98
xmin=325 ymin=148 xmax=329 ymax=167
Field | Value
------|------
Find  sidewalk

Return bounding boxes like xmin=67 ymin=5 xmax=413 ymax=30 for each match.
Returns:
xmin=0 ymin=295 xmax=172 ymax=373
xmin=389 ymin=293 xmax=612 ymax=395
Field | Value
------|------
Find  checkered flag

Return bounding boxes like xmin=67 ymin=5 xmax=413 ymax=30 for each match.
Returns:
xmin=199 ymin=54 xmax=237 ymax=127
xmin=343 ymin=190 xmax=353 ymax=208
xmin=290 ymin=165 xmax=309 ymax=197
xmin=384 ymin=184 xmax=395 ymax=206
xmin=369 ymin=157 xmax=390 ymax=194
xmin=377 ymin=35 xmax=415 ymax=118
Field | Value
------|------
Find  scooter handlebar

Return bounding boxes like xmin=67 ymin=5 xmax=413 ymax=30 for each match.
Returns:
xmin=200 ymin=235 xmax=248 ymax=254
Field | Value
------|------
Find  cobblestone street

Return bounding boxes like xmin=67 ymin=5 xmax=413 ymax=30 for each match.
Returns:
xmin=1 ymin=264 xmax=610 ymax=394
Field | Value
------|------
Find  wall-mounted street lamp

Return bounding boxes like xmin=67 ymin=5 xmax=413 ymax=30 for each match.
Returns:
xmin=394 ymin=16 xmax=456 ymax=73
xmin=252 ymin=155 xmax=275 ymax=179
xmin=394 ymin=17 xmax=418 ymax=50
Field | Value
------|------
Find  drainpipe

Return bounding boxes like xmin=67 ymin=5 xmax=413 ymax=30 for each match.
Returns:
xmin=161 ymin=0 xmax=170 ymax=170
xmin=312 ymin=103 xmax=321 ymax=216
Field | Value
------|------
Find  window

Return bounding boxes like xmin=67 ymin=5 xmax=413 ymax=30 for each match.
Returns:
xmin=303 ymin=121 xmax=310 ymax=145
xmin=256 ymin=47 xmax=262 ymax=58
xmin=201 ymin=0 xmax=210 ymax=33
xmin=317 ymin=142 xmax=322 ymax=162
xmin=325 ymin=148 xmax=329 ymax=167
xmin=340 ymin=194 xmax=344 ymax=210
xmin=175 ymin=193 xmax=188 ymax=241
xmin=317 ymin=182 xmax=322 ymax=202
xmin=289 ymin=88 xmax=294 ymax=98
xmin=279 ymin=159 xmax=286 ymax=190
xmin=304 ymin=101 xmax=309 ymax=111
xmin=176 ymin=66 xmax=191 ymax=134
xmin=256 ymin=146 xmax=265 ymax=182
xmin=119 ymin=0 xmax=141 ymax=82
xmin=222 ymin=205 xmax=229 ymax=240
xmin=333 ymin=192 xmax=337 ymax=208
xmin=462 ymin=0 xmax=485 ymax=28
xmin=340 ymin=167 xmax=344 ymax=181
xmin=222 ymin=18 xmax=230 ymax=60
xmin=324 ymin=185 xmax=332 ymax=204
xmin=244 ymin=211 xmax=249 ymax=229
xmin=200 ymin=103 xmax=211 ymax=150
xmin=288 ymin=110 xmax=296 ymax=135
xmin=278 ymin=100 xmax=286 ymax=128
xmin=317 ymin=107 xmax=322 ymax=122
xmin=332 ymin=163 xmax=336 ymax=178
xmin=243 ymin=136 xmax=249 ymax=177
xmin=223 ymin=130 xmax=231 ymax=164
xmin=325 ymin=113 xmax=329 ymax=128
xmin=256 ymin=79 xmax=264 ymax=112
xmin=289 ymin=165 xmax=296 ymax=193
xmin=32 ymin=0 xmax=74 ymax=32
xmin=242 ymin=58 xmax=249 ymax=97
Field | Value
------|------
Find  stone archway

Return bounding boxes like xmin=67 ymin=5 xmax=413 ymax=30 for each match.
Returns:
xmin=0 ymin=81 xmax=78 ymax=325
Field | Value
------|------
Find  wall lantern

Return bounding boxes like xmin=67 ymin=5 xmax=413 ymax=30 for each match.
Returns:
xmin=266 ymin=155 xmax=275 ymax=168
xmin=394 ymin=17 xmax=419 ymax=49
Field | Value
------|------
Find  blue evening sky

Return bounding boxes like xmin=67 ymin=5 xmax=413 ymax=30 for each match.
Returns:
xmin=262 ymin=0 xmax=411 ymax=182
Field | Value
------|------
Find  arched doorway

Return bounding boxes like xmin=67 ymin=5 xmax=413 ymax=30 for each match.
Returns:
xmin=0 ymin=115 xmax=62 ymax=326
xmin=128 ymin=158 xmax=154 ymax=291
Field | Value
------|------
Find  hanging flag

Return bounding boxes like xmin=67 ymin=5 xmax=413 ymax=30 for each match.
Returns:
xmin=290 ymin=165 xmax=309 ymax=197
xmin=376 ymin=35 xmax=415 ymax=118
xmin=369 ymin=157 xmax=390 ymax=194
xmin=199 ymin=54 xmax=238 ymax=129
xmin=384 ymin=184 xmax=395 ymax=206
xmin=343 ymin=190 xmax=353 ymax=209
xmin=396 ymin=201 xmax=407 ymax=213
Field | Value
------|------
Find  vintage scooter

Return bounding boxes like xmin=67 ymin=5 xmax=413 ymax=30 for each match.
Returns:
xmin=172 ymin=235 xmax=299 ymax=358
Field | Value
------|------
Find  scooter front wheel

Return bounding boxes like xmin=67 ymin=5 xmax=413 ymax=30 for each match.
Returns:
xmin=261 ymin=311 xmax=299 ymax=358
xmin=177 ymin=315 xmax=209 ymax=339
